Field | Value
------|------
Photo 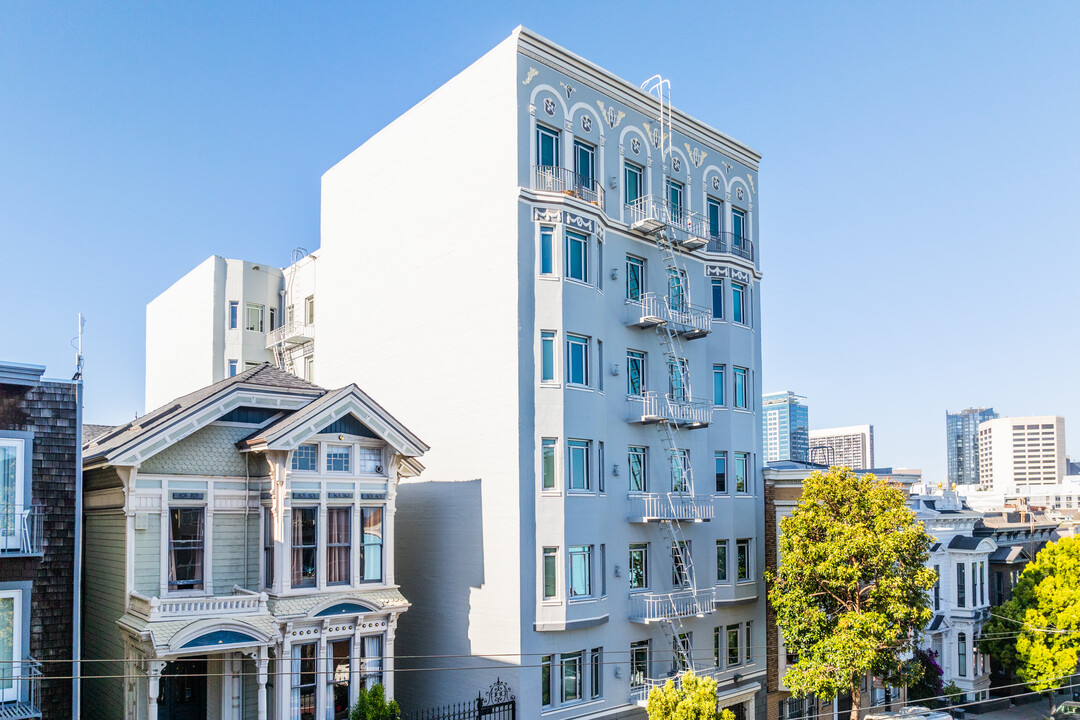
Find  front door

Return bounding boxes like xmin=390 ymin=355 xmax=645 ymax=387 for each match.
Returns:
xmin=160 ymin=658 xmax=207 ymax=720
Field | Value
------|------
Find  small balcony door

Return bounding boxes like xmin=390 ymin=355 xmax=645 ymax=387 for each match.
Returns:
xmin=0 ymin=440 xmax=25 ymax=552
xmin=0 ymin=590 xmax=21 ymax=702
xmin=574 ymin=141 xmax=594 ymax=185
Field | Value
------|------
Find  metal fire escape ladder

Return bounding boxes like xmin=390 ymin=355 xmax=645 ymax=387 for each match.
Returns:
xmin=642 ymin=75 xmax=706 ymax=675
xmin=269 ymin=247 xmax=309 ymax=375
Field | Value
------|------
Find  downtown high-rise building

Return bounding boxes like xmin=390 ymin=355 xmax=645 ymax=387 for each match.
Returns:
xmin=762 ymin=391 xmax=808 ymax=462
xmin=808 ymin=425 xmax=874 ymax=469
xmin=945 ymin=407 xmax=997 ymax=486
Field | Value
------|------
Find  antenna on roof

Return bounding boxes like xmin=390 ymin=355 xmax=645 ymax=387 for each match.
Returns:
xmin=640 ymin=75 xmax=673 ymax=164
xmin=72 ymin=313 xmax=85 ymax=381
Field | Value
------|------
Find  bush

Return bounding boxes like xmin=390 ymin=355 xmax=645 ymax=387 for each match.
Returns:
xmin=350 ymin=684 xmax=401 ymax=720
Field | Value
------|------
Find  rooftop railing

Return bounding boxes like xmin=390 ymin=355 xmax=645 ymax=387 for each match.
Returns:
xmin=532 ymin=165 xmax=604 ymax=207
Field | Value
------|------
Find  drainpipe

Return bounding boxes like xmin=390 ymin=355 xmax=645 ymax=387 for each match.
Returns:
xmin=72 ymin=375 xmax=83 ymax=719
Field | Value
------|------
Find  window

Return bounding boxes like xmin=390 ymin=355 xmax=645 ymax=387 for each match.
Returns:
xmin=666 ymin=179 xmax=684 ymax=222
xmin=568 ymin=440 xmax=590 ymax=491
xmin=292 ymin=507 xmax=317 ymax=588
xmin=971 ymin=562 xmax=978 ymax=608
xmin=933 ymin=565 xmax=941 ymax=611
xmin=671 ymin=449 xmax=690 ymax=493
xmin=0 ymin=589 xmax=21 ymax=701
xmin=292 ymin=444 xmax=318 ymax=471
xmin=626 ymin=255 xmax=644 ymax=300
xmin=305 ymin=295 xmax=315 ymax=324
xmin=566 ymin=335 xmax=589 ymax=386
xmin=543 ymin=547 xmax=558 ymax=599
xmin=330 ymin=639 xmax=351 ymax=718
xmin=356 ymin=447 xmax=381 ymax=474
xmin=627 ymin=350 xmax=645 ymax=396
xmin=541 ymin=655 xmax=553 ymax=707
xmin=574 ymin=141 xmax=595 ymax=184
xmin=737 ymin=539 xmax=751 ymax=581
xmin=630 ymin=641 xmax=650 ymax=687
xmin=598 ymin=442 xmax=605 ymax=493
xmin=745 ymin=621 xmax=753 ymax=664
xmin=566 ymin=231 xmax=588 ymax=283
xmin=537 ymin=124 xmax=560 ymax=167
xmin=715 ymin=452 xmax=728 ymax=494
xmin=628 ymin=446 xmax=647 ymax=492
xmin=711 ymin=279 xmax=724 ymax=319
xmin=597 ymin=341 xmax=604 ymax=392
xmin=292 ymin=643 xmax=317 ymax=719
xmin=540 ymin=227 xmax=554 ymax=275
xmin=361 ymin=508 xmax=383 ymax=582
xmin=979 ymin=561 xmax=986 ymax=605
xmin=305 ymin=356 xmax=315 ymax=383
xmin=672 ymin=541 xmax=691 ymax=587
xmin=569 ymin=545 xmax=592 ymax=597
xmin=732 ymin=207 xmax=746 ymax=246
xmin=624 ymin=162 xmax=643 ymax=206
xmin=269 ymin=307 xmax=277 ymax=331
xmin=359 ymin=635 xmax=383 ymax=691
xmin=958 ymin=633 xmax=967 ymax=677
xmin=667 ymin=268 xmax=687 ymax=312
xmin=263 ymin=508 xmax=274 ymax=589
xmin=713 ymin=365 xmax=725 ymax=406
xmin=732 ymin=282 xmax=747 ymax=325
xmin=734 ymin=367 xmax=748 ymax=409
xmin=245 ymin=303 xmax=264 ymax=332
xmin=326 ymin=445 xmax=351 ymax=473
xmin=229 ymin=301 xmax=239 ymax=329
xmin=735 ymin=452 xmax=749 ymax=493
xmin=674 ymin=633 xmax=692 ymax=672
xmin=716 ymin=540 xmax=729 ymax=583
xmin=714 ymin=627 xmax=722 ymax=668
xmin=168 ymin=508 xmax=205 ymax=591
xmin=245 ymin=361 xmax=260 ymax=371
xmin=561 ymin=652 xmax=582 ymax=702
xmin=669 ymin=358 xmax=688 ymax=402
xmin=327 ymin=508 xmax=350 ymax=585
xmin=957 ymin=562 xmax=966 ymax=608
xmin=541 ymin=331 xmax=556 ymax=382
xmin=589 ymin=648 xmax=602 ymax=699
xmin=629 ymin=543 xmax=648 ymax=590
xmin=708 ymin=197 xmax=722 ymax=238
xmin=228 ymin=359 xmax=238 ymax=377
xmin=542 ymin=438 xmax=557 ymax=490
xmin=727 ymin=625 xmax=741 ymax=667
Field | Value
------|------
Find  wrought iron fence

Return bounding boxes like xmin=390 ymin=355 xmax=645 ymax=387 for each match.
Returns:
xmin=405 ymin=679 xmax=515 ymax=720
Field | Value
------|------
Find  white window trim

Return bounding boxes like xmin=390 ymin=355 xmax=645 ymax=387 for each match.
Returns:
xmin=0 ymin=439 xmax=25 ymax=551
xmin=0 ymin=589 xmax=22 ymax=702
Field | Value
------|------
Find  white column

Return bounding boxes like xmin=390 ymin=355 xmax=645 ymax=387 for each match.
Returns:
xmin=318 ymin=623 xmax=330 ymax=720
xmin=279 ymin=629 xmax=293 ymax=720
xmin=256 ymin=650 xmax=269 ymax=720
xmin=384 ymin=617 xmax=397 ymax=699
xmin=147 ymin=661 xmax=165 ymax=720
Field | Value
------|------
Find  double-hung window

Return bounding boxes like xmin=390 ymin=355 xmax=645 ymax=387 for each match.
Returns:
xmin=624 ymin=162 xmax=643 ymax=206
xmin=713 ymin=365 xmax=725 ymax=406
xmin=291 ymin=507 xmax=317 ymax=588
xmin=536 ymin=125 xmax=560 ymax=167
xmin=958 ymin=633 xmax=967 ymax=677
xmin=733 ymin=367 xmax=748 ymax=409
xmin=541 ymin=331 xmax=556 ymax=383
xmin=291 ymin=643 xmax=317 ymax=718
xmin=626 ymin=255 xmax=644 ymax=301
xmin=627 ymin=350 xmax=645 ymax=396
xmin=542 ymin=438 xmax=557 ymax=490
xmin=708 ymin=197 xmax=722 ymax=238
xmin=711 ymin=279 xmax=724 ymax=319
xmin=732 ymin=208 xmax=746 ymax=248
xmin=735 ymin=452 xmax=749 ymax=493
xmin=732 ymin=282 xmax=747 ymax=325
xmin=628 ymin=446 xmax=647 ymax=492
xmin=566 ymin=335 xmax=589 ymax=386
xmin=540 ymin=227 xmax=554 ymax=275
xmin=168 ymin=507 xmax=205 ymax=591
xmin=715 ymin=452 xmax=727 ymax=493
xmin=305 ymin=295 xmax=315 ymax=324
xmin=727 ymin=625 xmax=741 ymax=667
xmin=263 ymin=508 xmax=274 ymax=589
xmin=957 ymin=563 xmax=966 ymax=607
xmin=327 ymin=508 xmax=350 ymax=585
xmin=360 ymin=508 xmax=383 ymax=582
xmin=934 ymin=565 xmax=941 ymax=610
xmin=745 ymin=621 xmax=753 ymax=664
xmin=716 ymin=540 xmax=729 ymax=582
xmin=568 ymin=440 xmax=590 ymax=491
xmin=245 ymin=303 xmax=264 ymax=332
xmin=566 ymin=231 xmax=588 ymax=283
xmin=568 ymin=546 xmax=592 ymax=597
xmin=325 ymin=445 xmax=351 ymax=473
xmin=672 ymin=541 xmax=691 ymax=587
xmin=543 ymin=547 xmax=558 ymax=599
xmin=737 ymin=539 xmax=751 ymax=581
xmin=561 ymin=652 xmax=583 ymax=702
xmin=629 ymin=543 xmax=648 ymax=590
xmin=671 ymin=449 xmax=690 ymax=493
xmin=330 ymin=639 xmax=352 ymax=717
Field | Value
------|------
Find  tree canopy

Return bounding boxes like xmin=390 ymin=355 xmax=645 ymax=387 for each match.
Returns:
xmin=767 ymin=467 xmax=936 ymax=720
xmin=980 ymin=536 xmax=1080 ymax=693
xmin=646 ymin=671 xmax=733 ymax=720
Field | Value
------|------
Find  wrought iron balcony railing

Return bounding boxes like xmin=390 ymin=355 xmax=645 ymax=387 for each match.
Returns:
xmin=627 ymin=493 xmax=714 ymax=522
xmin=628 ymin=392 xmax=711 ymax=428
xmin=266 ymin=321 xmax=315 ymax=349
xmin=532 ymin=165 xmax=604 ymax=207
xmin=0 ymin=505 xmax=43 ymax=556
xmin=705 ymin=231 xmax=755 ymax=262
xmin=629 ymin=587 xmax=716 ymax=623
xmin=0 ymin=657 xmax=42 ymax=719
xmin=128 ymin=586 xmax=268 ymax=622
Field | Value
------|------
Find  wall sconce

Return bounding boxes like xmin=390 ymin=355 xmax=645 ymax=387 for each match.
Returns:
xmin=613 ymin=666 xmax=622 ymax=679
xmin=609 ymin=176 xmax=618 ymax=190
xmin=613 ymin=564 xmax=621 ymax=578
xmin=610 ymin=267 xmax=619 ymax=281
xmin=612 ymin=465 xmax=620 ymax=477
xmin=610 ymin=364 xmax=620 ymax=376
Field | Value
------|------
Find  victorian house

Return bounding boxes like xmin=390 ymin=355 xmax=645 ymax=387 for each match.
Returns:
xmin=81 ymin=363 xmax=427 ymax=720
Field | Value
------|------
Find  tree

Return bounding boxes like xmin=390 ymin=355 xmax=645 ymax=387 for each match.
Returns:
xmin=767 ymin=467 xmax=936 ymax=720
xmin=350 ymin=683 xmax=401 ymax=720
xmin=941 ymin=681 xmax=962 ymax=707
xmin=980 ymin=537 xmax=1080 ymax=695
xmin=906 ymin=648 xmax=945 ymax=707
xmin=646 ymin=671 xmax=733 ymax=720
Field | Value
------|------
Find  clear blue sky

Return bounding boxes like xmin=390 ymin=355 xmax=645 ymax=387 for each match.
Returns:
xmin=2 ymin=2 xmax=1078 ymax=482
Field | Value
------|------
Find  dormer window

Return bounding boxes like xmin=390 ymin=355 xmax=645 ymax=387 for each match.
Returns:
xmin=292 ymin=444 xmax=318 ymax=472
xmin=325 ymin=445 xmax=351 ymax=473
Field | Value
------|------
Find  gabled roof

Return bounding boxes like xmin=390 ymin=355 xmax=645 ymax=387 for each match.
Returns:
xmin=989 ymin=545 xmax=1030 ymax=564
xmin=928 ymin=614 xmax=949 ymax=632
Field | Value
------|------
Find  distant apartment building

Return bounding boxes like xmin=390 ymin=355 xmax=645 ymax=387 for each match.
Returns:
xmin=977 ymin=416 xmax=1065 ymax=492
xmin=146 ymin=252 xmax=318 ymax=409
xmin=972 ymin=504 xmax=1059 ymax=606
xmin=147 ymin=27 xmax=768 ymax=719
xmin=807 ymin=425 xmax=874 ymax=469
xmin=0 ymin=361 xmax=81 ymax=719
xmin=946 ymin=408 xmax=997 ymax=486
xmin=762 ymin=392 xmax=808 ymax=463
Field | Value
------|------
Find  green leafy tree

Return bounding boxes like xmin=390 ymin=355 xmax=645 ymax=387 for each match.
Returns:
xmin=646 ymin=671 xmax=733 ymax=720
xmin=766 ymin=467 xmax=936 ymax=720
xmin=980 ymin=537 xmax=1080 ymax=694
xmin=350 ymin=683 xmax=401 ymax=720
xmin=941 ymin=681 xmax=962 ymax=706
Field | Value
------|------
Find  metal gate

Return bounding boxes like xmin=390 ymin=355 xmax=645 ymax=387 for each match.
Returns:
xmin=477 ymin=678 xmax=515 ymax=720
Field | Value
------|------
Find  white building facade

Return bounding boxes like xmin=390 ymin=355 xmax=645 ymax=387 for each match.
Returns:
xmin=807 ymin=425 xmax=874 ymax=469
xmin=977 ymin=416 xmax=1066 ymax=492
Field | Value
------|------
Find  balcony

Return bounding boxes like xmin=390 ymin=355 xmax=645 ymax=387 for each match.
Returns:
xmin=625 ymin=294 xmax=711 ymax=339
xmin=629 ymin=587 xmax=716 ymax=623
xmin=532 ymin=165 xmax=604 ymax=207
xmin=625 ymin=196 xmax=709 ymax=250
xmin=0 ymin=657 xmax=41 ymax=719
xmin=128 ymin=586 xmax=268 ymax=622
xmin=667 ymin=302 xmax=712 ymax=339
xmin=705 ymin=231 xmax=755 ymax=262
xmin=0 ymin=505 xmax=43 ymax=556
xmin=629 ymin=661 xmax=724 ymax=705
xmin=627 ymin=493 xmax=714 ymax=522
xmin=265 ymin=321 xmax=315 ymax=349
xmin=628 ymin=392 xmax=711 ymax=428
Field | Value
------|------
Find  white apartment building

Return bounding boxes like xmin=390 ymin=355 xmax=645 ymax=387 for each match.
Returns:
xmin=807 ymin=425 xmax=874 ymax=469
xmin=146 ymin=252 xmax=318 ymax=409
xmin=977 ymin=416 xmax=1066 ymax=492
xmin=147 ymin=26 xmax=767 ymax=720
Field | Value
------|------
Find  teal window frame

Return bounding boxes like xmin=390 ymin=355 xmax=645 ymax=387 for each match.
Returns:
xmin=732 ymin=282 xmax=746 ymax=325
xmin=566 ymin=231 xmax=588 ymax=283
xmin=711 ymin=279 xmax=724 ymax=319
xmin=624 ymin=162 xmax=643 ymax=205
xmin=536 ymin=124 xmax=560 ymax=167
xmin=713 ymin=364 xmax=725 ymax=406
xmin=707 ymin=197 xmax=721 ymax=238
xmin=715 ymin=452 xmax=727 ymax=493
xmin=540 ymin=227 xmax=554 ymax=275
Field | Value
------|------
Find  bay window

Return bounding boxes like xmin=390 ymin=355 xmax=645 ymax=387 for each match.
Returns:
xmin=361 ymin=508 xmax=383 ymax=583
xmin=292 ymin=507 xmax=317 ymax=588
xmin=327 ymin=508 xmax=351 ymax=585
xmin=291 ymin=643 xmax=317 ymax=720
